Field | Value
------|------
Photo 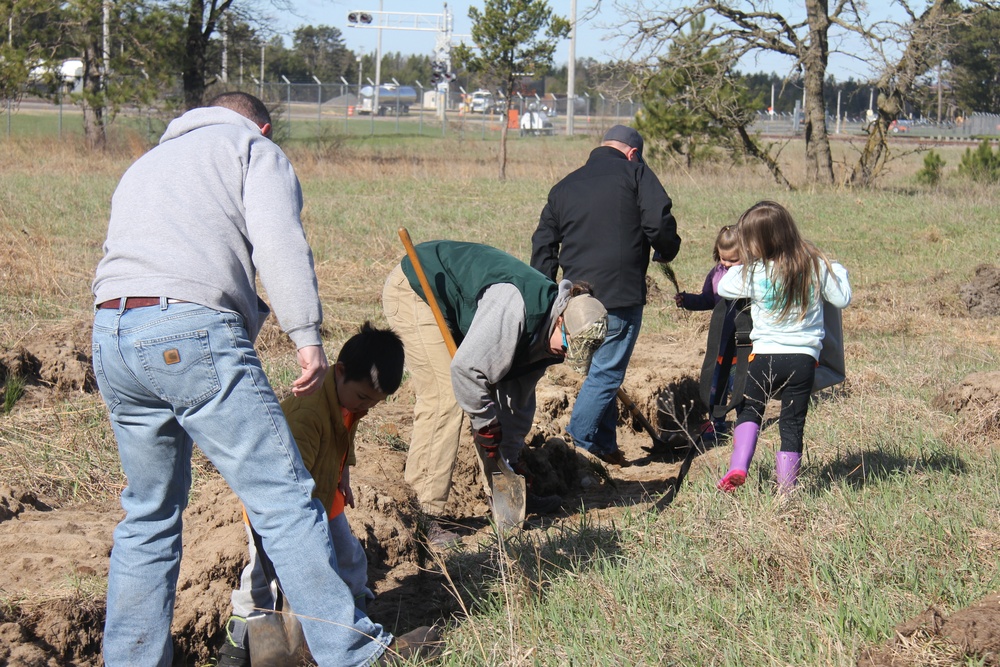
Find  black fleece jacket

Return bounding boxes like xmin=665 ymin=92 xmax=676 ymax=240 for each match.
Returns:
xmin=530 ymin=145 xmax=681 ymax=310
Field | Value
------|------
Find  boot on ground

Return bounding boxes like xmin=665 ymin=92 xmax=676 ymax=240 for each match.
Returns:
xmin=376 ymin=626 xmax=444 ymax=665
xmin=717 ymin=422 xmax=759 ymax=492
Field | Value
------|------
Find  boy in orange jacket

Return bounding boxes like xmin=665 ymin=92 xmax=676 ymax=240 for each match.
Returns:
xmin=217 ymin=321 xmax=407 ymax=666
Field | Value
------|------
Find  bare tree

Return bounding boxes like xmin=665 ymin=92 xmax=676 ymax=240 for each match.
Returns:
xmin=636 ymin=18 xmax=793 ymax=189
xmin=615 ymin=0 xmax=867 ymax=185
xmin=846 ymin=0 xmax=1000 ymax=186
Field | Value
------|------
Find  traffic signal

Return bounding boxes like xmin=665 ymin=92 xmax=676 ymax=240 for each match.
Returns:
xmin=347 ymin=11 xmax=373 ymax=24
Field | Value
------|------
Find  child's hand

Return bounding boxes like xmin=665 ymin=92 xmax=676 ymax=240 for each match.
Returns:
xmin=340 ymin=468 xmax=355 ymax=509
xmin=674 ymin=293 xmax=685 ymax=308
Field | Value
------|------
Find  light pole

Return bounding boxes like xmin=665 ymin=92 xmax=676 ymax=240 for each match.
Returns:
xmin=567 ymin=0 xmax=576 ymax=136
xmin=374 ymin=0 xmax=383 ymax=118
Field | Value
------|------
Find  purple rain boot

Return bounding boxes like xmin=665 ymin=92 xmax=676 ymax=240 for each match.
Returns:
xmin=775 ymin=451 xmax=802 ymax=495
xmin=717 ymin=422 xmax=759 ymax=492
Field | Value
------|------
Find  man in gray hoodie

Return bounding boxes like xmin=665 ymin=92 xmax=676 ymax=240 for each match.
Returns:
xmin=92 ymin=92 xmax=439 ymax=667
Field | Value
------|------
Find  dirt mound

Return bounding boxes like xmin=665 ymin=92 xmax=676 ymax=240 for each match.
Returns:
xmin=858 ymin=594 xmax=1000 ymax=666
xmin=959 ymin=264 xmax=1000 ymax=317
xmin=932 ymin=371 xmax=1000 ymax=435
xmin=1 ymin=317 xmax=96 ymax=402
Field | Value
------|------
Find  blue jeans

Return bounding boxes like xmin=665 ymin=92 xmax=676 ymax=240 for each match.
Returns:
xmin=93 ymin=301 xmax=390 ymax=667
xmin=232 ymin=512 xmax=374 ymax=619
xmin=567 ymin=305 xmax=643 ymax=456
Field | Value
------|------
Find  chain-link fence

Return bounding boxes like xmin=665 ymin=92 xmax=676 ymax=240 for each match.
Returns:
xmin=4 ymin=78 xmax=998 ymax=143
xmin=748 ymin=109 xmax=1000 ymax=139
xmin=2 ymin=80 xmax=643 ymax=142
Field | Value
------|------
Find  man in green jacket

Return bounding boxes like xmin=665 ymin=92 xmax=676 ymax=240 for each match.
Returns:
xmin=382 ymin=241 xmax=607 ymax=545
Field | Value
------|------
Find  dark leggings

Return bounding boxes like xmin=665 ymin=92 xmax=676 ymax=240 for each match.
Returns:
xmin=735 ymin=353 xmax=816 ymax=454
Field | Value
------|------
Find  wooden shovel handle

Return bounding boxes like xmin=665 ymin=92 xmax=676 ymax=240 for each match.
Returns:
xmin=398 ymin=228 xmax=458 ymax=357
xmin=617 ymin=386 xmax=661 ymax=441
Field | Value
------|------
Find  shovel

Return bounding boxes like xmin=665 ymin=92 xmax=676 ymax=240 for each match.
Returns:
xmin=246 ymin=523 xmax=307 ymax=666
xmin=617 ymin=388 xmax=700 ymax=500
xmin=398 ymin=228 xmax=526 ymax=531
xmin=617 ymin=386 xmax=673 ymax=453
xmin=617 ymin=386 xmax=692 ymax=462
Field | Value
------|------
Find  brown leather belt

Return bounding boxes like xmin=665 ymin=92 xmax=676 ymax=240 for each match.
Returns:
xmin=98 ymin=297 xmax=171 ymax=310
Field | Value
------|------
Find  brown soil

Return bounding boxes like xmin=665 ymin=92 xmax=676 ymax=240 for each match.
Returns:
xmin=0 ymin=319 xmax=711 ymax=666
xmin=933 ymin=370 xmax=1000 ymax=437
xmin=857 ymin=595 xmax=1000 ymax=666
xmin=959 ymin=264 xmax=1000 ymax=318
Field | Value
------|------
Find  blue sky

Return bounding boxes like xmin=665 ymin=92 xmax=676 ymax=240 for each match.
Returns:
xmin=275 ymin=1 xmax=890 ymax=82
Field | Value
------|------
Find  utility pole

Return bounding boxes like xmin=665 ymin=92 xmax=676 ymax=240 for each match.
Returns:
xmin=566 ymin=0 xmax=576 ymax=136
xmin=374 ymin=0 xmax=383 ymax=116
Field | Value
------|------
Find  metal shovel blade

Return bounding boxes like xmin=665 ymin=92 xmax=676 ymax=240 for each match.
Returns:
xmin=474 ymin=445 xmax=526 ymax=531
xmin=247 ymin=604 xmax=306 ymax=667
xmin=491 ymin=458 xmax=526 ymax=531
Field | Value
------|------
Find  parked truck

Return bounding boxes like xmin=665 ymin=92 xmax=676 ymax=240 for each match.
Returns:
xmin=469 ymin=90 xmax=496 ymax=114
xmin=358 ymin=84 xmax=418 ymax=116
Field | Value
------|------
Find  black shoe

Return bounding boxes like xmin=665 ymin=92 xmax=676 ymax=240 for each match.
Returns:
xmin=214 ymin=642 xmax=249 ymax=667
xmin=208 ymin=615 xmax=249 ymax=667
xmin=426 ymin=520 xmax=461 ymax=548
xmin=525 ymin=492 xmax=563 ymax=515
xmin=376 ymin=626 xmax=444 ymax=665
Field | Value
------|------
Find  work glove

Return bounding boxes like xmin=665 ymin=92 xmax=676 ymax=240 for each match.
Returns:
xmin=473 ymin=421 xmax=502 ymax=458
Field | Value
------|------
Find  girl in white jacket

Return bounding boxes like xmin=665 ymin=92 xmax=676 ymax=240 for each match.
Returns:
xmin=716 ymin=201 xmax=852 ymax=494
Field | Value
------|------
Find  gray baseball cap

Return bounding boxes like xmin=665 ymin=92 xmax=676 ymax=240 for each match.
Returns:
xmin=603 ymin=124 xmax=644 ymax=162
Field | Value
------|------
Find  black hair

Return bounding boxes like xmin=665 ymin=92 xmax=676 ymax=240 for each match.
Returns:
xmin=336 ymin=321 xmax=405 ymax=394
xmin=208 ymin=92 xmax=271 ymax=129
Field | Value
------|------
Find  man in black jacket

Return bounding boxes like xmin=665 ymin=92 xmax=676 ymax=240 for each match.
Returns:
xmin=530 ymin=125 xmax=681 ymax=466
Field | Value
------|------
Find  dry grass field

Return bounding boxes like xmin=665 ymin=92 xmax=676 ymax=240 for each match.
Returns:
xmin=1 ymin=126 xmax=1000 ymax=666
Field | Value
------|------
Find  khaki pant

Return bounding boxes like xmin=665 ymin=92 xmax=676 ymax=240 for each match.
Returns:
xmin=382 ymin=264 xmax=467 ymax=516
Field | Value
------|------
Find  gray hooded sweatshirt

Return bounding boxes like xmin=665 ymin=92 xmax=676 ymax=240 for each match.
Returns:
xmin=93 ymin=106 xmax=322 ymax=348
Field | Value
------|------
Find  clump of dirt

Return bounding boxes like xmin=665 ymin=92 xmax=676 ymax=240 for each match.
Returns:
xmin=932 ymin=371 xmax=1000 ymax=435
xmin=0 ymin=487 xmax=52 ymax=522
xmin=959 ymin=264 xmax=1000 ymax=317
xmin=0 ymin=318 xmax=96 ymax=401
xmin=858 ymin=594 xmax=1000 ymax=666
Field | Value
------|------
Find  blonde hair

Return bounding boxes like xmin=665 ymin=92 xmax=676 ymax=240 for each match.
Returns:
xmin=736 ymin=201 xmax=832 ymax=321
xmin=712 ymin=225 xmax=738 ymax=263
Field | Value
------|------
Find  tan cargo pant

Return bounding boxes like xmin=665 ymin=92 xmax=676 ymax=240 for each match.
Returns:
xmin=381 ymin=264 xmax=467 ymax=516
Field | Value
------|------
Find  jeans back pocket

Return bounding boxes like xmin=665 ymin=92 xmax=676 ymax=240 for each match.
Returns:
xmin=135 ymin=330 xmax=221 ymax=407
